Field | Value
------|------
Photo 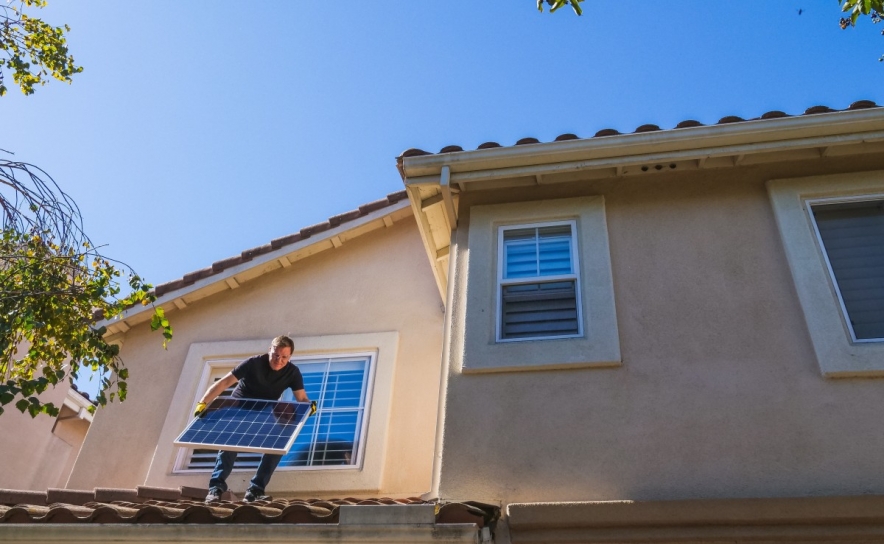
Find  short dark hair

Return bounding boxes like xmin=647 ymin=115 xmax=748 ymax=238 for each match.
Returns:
xmin=271 ymin=335 xmax=294 ymax=352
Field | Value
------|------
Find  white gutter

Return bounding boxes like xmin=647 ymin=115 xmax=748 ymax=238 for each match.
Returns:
xmin=400 ymin=108 xmax=884 ymax=181
xmin=62 ymin=388 xmax=94 ymax=423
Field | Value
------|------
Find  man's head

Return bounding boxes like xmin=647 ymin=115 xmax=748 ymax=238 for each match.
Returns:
xmin=268 ymin=335 xmax=295 ymax=371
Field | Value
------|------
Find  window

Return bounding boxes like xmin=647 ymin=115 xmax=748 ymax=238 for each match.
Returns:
xmin=460 ymin=196 xmax=621 ymax=372
xmin=184 ymin=354 xmax=373 ymax=471
xmin=498 ymin=222 xmax=582 ymax=341
xmin=768 ymin=172 xmax=884 ymax=377
xmin=809 ymin=199 xmax=884 ymax=342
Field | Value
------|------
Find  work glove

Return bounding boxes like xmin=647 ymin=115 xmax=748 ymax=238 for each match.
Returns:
xmin=310 ymin=400 xmax=317 ymax=416
xmin=194 ymin=402 xmax=208 ymax=418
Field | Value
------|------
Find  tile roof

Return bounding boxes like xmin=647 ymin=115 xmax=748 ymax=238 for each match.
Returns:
xmin=398 ymin=100 xmax=880 ymax=158
xmin=152 ymin=191 xmax=409 ymax=299
xmin=0 ymin=486 xmax=498 ymax=527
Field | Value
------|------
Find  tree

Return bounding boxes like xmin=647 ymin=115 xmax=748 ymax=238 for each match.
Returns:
xmin=0 ymin=160 xmax=173 ymax=418
xmin=839 ymin=0 xmax=884 ymax=61
xmin=1 ymin=2 xmax=169 ymax=419
xmin=0 ymin=0 xmax=82 ymax=96
xmin=536 ymin=0 xmax=584 ymax=16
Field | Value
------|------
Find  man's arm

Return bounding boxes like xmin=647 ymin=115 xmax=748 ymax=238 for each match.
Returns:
xmin=293 ymin=388 xmax=309 ymax=402
xmin=194 ymin=372 xmax=239 ymax=416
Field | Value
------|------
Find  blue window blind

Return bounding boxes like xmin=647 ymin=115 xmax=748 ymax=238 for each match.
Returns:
xmin=500 ymin=223 xmax=581 ymax=340
xmin=279 ymin=358 xmax=368 ymax=467
xmin=503 ymin=225 xmax=573 ymax=279
xmin=186 ymin=355 xmax=370 ymax=470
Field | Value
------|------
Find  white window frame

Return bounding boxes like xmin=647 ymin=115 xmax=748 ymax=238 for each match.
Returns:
xmin=174 ymin=351 xmax=377 ymax=473
xmin=495 ymin=220 xmax=584 ymax=343
xmin=146 ymin=332 xmax=398 ymax=494
xmin=460 ymin=196 xmax=621 ymax=373
xmin=768 ymin=171 xmax=884 ymax=377
xmin=806 ymin=194 xmax=884 ymax=344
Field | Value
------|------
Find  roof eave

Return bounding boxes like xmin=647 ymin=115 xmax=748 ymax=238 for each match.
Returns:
xmin=400 ymin=108 xmax=884 ymax=181
xmin=399 ymin=107 xmax=884 ymax=302
xmin=100 ymin=200 xmax=412 ymax=334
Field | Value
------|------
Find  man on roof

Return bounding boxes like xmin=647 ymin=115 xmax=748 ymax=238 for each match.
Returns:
xmin=193 ymin=335 xmax=312 ymax=503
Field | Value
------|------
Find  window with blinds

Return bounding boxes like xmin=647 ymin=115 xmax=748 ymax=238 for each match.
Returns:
xmin=811 ymin=199 xmax=884 ymax=342
xmin=497 ymin=222 xmax=582 ymax=341
xmin=185 ymin=354 xmax=371 ymax=471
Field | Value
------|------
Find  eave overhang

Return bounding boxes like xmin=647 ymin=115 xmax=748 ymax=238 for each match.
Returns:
xmin=397 ymin=107 xmax=884 ymax=301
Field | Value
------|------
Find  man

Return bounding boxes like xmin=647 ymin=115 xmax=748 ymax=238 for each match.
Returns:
xmin=194 ymin=335 xmax=311 ymax=503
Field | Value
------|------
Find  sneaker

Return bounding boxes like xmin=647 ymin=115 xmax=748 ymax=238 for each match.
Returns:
xmin=243 ymin=489 xmax=270 ymax=503
xmin=205 ymin=488 xmax=222 ymax=503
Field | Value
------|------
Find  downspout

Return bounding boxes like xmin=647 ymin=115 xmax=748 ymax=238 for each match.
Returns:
xmin=440 ymin=165 xmax=457 ymax=228
xmin=424 ymin=210 xmax=457 ymax=501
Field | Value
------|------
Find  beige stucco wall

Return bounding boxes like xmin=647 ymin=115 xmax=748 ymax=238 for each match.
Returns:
xmin=0 ymin=383 xmax=90 ymax=490
xmin=66 ymin=217 xmax=443 ymax=497
xmin=437 ymin=154 xmax=884 ymax=505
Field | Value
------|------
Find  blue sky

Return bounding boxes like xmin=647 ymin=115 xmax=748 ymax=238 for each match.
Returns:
xmin=3 ymin=2 xmax=883 ymax=395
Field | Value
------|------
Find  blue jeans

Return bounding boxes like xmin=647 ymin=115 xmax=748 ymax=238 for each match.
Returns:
xmin=208 ymin=450 xmax=282 ymax=494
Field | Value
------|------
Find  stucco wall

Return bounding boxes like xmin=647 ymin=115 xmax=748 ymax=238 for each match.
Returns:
xmin=438 ymin=156 xmax=884 ymax=504
xmin=0 ymin=382 xmax=90 ymax=491
xmin=66 ymin=217 xmax=443 ymax=497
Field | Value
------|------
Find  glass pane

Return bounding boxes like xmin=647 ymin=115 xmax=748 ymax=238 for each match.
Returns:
xmin=504 ymin=239 xmax=538 ymax=278
xmin=813 ymin=201 xmax=884 ymax=340
xmin=504 ymin=225 xmax=573 ymax=279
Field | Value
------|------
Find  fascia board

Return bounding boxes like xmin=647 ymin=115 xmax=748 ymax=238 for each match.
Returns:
xmin=107 ymin=200 xmax=411 ymax=326
xmin=401 ymin=109 xmax=884 ymax=180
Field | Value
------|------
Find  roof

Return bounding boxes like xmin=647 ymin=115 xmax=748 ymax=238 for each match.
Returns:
xmin=154 ymin=190 xmax=409 ymax=299
xmin=0 ymin=486 xmax=498 ymax=527
xmin=102 ymin=190 xmax=411 ymax=334
xmin=397 ymin=100 xmax=879 ymax=159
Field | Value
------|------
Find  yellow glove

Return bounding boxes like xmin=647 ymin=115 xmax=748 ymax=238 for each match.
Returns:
xmin=194 ymin=402 xmax=207 ymax=418
xmin=310 ymin=401 xmax=317 ymax=416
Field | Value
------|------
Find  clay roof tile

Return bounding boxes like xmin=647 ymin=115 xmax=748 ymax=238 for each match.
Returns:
xmin=804 ymin=105 xmax=836 ymax=115
xmin=675 ymin=120 xmax=704 ymax=128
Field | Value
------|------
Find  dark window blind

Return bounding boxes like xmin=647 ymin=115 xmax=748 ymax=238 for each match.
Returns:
xmin=812 ymin=200 xmax=884 ymax=340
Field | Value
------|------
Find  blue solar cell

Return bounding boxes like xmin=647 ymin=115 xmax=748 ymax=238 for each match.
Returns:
xmin=174 ymin=397 xmax=313 ymax=455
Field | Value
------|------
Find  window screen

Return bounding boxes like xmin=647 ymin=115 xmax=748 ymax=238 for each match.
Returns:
xmin=499 ymin=223 xmax=581 ymax=340
xmin=812 ymin=200 xmax=884 ymax=341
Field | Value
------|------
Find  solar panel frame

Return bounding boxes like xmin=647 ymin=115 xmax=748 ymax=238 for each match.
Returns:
xmin=174 ymin=396 xmax=313 ymax=455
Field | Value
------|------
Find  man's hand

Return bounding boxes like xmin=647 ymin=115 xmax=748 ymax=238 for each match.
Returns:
xmin=194 ymin=402 xmax=208 ymax=418
xmin=310 ymin=400 xmax=317 ymax=416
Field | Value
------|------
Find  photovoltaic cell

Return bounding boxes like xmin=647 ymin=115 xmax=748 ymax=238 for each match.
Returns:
xmin=174 ymin=397 xmax=313 ymax=455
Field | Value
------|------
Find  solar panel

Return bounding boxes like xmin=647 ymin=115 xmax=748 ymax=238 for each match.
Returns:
xmin=174 ymin=397 xmax=313 ymax=455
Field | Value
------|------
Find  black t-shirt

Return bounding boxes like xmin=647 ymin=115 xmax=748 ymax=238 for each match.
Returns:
xmin=230 ymin=354 xmax=305 ymax=400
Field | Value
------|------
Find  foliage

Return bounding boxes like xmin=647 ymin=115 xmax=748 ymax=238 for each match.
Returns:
xmin=838 ymin=1 xmax=883 ymax=61
xmin=0 ymin=0 xmax=82 ymax=96
xmin=536 ymin=0 xmax=584 ymax=16
xmin=0 ymin=160 xmax=172 ymax=418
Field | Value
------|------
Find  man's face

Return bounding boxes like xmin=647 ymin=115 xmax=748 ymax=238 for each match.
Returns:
xmin=268 ymin=345 xmax=293 ymax=371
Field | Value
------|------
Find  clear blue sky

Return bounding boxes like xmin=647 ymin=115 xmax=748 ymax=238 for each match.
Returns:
xmin=3 ymin=2 xmax=882 ymax=395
